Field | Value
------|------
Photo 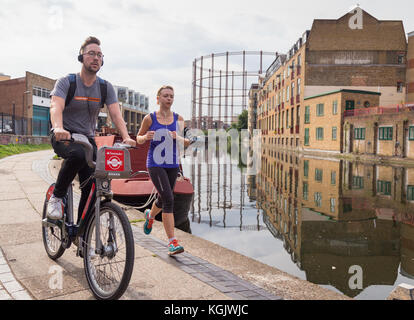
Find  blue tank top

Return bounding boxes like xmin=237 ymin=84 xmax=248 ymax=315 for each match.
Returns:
xmin=146 ymin=112 xmax=180 ymax=168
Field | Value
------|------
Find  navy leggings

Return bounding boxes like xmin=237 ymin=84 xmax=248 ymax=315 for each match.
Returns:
xmin=148 ymin=167 xmax=179 ymax=213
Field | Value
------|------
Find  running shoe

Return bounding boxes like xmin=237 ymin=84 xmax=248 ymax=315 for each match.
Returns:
xmin=168 ymin=239 xmax=184 ymax=255
xmin=143 ymin=209 xmax=154 ymax=235
xmin=47 ymin=195 xmax=64 ymax=220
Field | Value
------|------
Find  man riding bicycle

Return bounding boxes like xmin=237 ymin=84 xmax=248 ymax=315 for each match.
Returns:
xmin=47 ymin=36 xmax=136 ymax=221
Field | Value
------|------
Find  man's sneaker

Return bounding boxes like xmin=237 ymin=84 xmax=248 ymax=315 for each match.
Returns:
xmin=47 ymin=195 xmax=64 ymax=220
xmin=168 ymin=239 xmax=184 ymax=256
xmin=143 ymin=209 xmax=154 ymax=235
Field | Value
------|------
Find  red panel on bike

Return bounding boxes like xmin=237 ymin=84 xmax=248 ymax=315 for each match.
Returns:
xmin=105 ymin=149 xmax=125 ymax=172
xmin=46 ymin=184 xmax=55 ymax=201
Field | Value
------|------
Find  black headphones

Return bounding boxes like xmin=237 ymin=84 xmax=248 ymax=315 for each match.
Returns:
xmin=78 ymin=48 xmax=104 ymax=66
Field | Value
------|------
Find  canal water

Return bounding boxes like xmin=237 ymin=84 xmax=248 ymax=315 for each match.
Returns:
xmin=181 ymin=148 xmax=414 ymax=300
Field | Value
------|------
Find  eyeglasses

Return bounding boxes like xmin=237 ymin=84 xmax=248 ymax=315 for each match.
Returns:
xmin=84 ymin=51 xmax=104 ymax=59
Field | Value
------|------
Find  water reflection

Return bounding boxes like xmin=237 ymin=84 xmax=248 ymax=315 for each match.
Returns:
xmin=257 ymin=148 xmax=414 ymax=298
xmin=182 ymin=146 xmax=414 ymax=299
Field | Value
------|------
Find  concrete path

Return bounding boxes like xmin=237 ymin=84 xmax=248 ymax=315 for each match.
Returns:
xmin=0 ymin=150 xmax=349 ymax=300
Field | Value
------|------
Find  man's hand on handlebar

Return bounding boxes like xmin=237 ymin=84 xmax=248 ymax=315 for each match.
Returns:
xmin=53 ymin=128 xmax=71 ymax=141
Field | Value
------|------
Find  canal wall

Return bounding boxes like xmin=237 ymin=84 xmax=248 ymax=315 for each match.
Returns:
xmin=0 ymin=134 xmax=49 ymax=145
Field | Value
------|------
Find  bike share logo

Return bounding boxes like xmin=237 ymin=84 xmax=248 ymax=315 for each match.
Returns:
xmin=105 ymin=150 xmax=125 ymax=171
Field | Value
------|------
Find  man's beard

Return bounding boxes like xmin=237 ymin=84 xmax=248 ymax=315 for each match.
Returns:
xmin=85 ymin=64 xmax=99 ymax=74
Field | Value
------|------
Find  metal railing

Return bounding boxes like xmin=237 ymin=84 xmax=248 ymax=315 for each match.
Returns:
xmin=344 ymin=103 xmax=414 ymax=117
xmin=0 ymin=112 xmax=50 ymax=136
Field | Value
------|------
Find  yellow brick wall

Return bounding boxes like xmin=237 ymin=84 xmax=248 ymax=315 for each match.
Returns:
xmin=377 ymin=166 xmax=393 ymax=182
xmin=302 ymin=92 xmax=343 ymax=152
xmin=406 ymin=167 xmax=414 ymax=185
xmin=300 ymin=157 xmax=341 ymax=218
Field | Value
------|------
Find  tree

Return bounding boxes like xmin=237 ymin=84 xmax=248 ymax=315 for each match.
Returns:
xmin=237 ymin=110 xmax=248 ymax=130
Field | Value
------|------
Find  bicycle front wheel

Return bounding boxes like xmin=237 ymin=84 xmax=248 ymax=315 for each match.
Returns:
xmin=41 ymin=184 xmax=66 ymax=260
xmin=83 ymin=202 xmax=135 ymax=300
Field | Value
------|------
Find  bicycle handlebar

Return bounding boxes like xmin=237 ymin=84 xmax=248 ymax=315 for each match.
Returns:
xmin=71 ymin=133 xmax=96 ymax=169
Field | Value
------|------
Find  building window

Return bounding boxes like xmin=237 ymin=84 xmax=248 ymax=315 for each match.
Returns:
xmin=303 ymin=182 xmax=308 ymax=200
xmin=286 ymin=110 xmax=289 ymax=128
xmin=354 ymin=128 xmax=366 ymax=140
xmin=409 ymin=127 xmax=414 ymax=140
xmin=304 ymin=160 xmax=309 ymax=177
xmin=331 ymin=171 xmax=336 ymax=185
xmin=398 ymin=54 xmax=405 ymax=64
xmin=316 ymin=103 xmax=324 ymax=116
xmin=352 ymin=176 xmax=364 ymax=189
xmin=379 ymin=127 xmax=393 ymax=140
xmin=407 ymin=185 xmax=414 ymax=201
xmin=316 ymin=127 xmax=324 ymax=140
xmin=304 ymin=128 xmax=310 ymax=146
xmin=304 ymin=106 xmax=310 ymax=124
xmin=332 ymin=127 xmax=337 ymax=140
xmin=315 ymin=168 xmax=323 ymax=182
xmin=314 ymin=192 xmax=322 ymax=207
xmin=330 ymin=198 xmax=336 ymax=213
xmin=397 ymin=82 xmax=404 ymax=93
xmin=377 ymin=180 xmax=391 ymax=195
xmin=332 ymin=100 xmax=338 ymax=115
xmin=33 ymin=86 xmax=51 ymax=98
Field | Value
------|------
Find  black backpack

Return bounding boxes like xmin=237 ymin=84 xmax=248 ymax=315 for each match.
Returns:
xmin=65 ymin=73 xmax=107 ymax=108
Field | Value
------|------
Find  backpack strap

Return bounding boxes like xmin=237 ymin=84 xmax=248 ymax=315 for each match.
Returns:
xmin=65 ymin=73 xmax=77 ymax=107
xmin=98 ymin=77 xmax=107 ymax=108
xmin=64 ymin=74 xmax=108 ymax=108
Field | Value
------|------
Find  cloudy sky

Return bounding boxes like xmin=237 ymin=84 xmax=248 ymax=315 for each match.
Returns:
xmin=1 ymin=0 xmax=413 ymax=120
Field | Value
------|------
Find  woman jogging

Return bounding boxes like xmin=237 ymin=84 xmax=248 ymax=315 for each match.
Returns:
xmin=136 ymin=85 xmax=190 ymax=255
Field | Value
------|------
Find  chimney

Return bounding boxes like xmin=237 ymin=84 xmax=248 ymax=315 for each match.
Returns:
xmin=407 ymin=31 xmax=414 ymax=104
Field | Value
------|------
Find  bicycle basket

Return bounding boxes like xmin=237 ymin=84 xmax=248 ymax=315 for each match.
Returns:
xmin=96 ymin=147 xmax=132 ymax=179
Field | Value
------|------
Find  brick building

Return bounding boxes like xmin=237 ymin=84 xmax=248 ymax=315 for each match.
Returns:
xmin=255 ymin=8 xmax=409 ymax=153
xmin=0 ymin=71 xmax=149 ymax=137
xmin=0 ymin=71 xmax=55 ymax=136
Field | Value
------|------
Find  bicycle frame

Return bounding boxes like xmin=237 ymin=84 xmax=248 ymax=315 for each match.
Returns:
xmin=42 ymin=133 xmax=135 ymax=300
xmin=43 ymin=133 xmax=132 ymax=257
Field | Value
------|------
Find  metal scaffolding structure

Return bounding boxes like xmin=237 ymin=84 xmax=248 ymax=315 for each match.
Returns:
xmin=191 ymin=51 xmax=278 ymax=129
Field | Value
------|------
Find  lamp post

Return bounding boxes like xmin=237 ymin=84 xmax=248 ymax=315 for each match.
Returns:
xmin=22 ymin=90 xmax=30 ymax=135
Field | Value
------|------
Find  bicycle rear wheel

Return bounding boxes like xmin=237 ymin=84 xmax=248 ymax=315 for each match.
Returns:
xmin=41 ymin=184 xmax=66 ymax=260
xmin=83 ymin=201 xmax=135 ymax=300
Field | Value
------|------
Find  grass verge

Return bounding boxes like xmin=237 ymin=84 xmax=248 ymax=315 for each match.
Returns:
xmin=0 ymin=144 xmax=52 ymax=160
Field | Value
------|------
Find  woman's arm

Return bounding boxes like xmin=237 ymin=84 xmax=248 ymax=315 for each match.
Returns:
xmin=176 ymin=115 xmax=191 ymax=147
xmin=136 ymin=114 xmax=154 ymax=144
